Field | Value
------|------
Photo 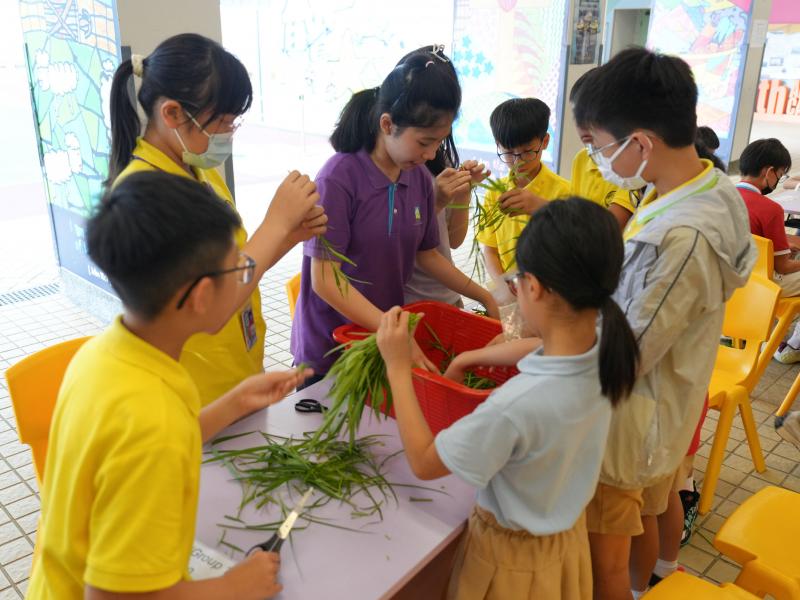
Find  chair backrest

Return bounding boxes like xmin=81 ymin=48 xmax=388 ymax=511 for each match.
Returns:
xmin=4 ymin=337 xmax=90 ymax=484
xmin=719 ymin=274 xmax=780 ymax=390
xmin=286 ymin=273 xmax=301 ymax=320
xmin=752 ymin=235 xmax=774 ymax=279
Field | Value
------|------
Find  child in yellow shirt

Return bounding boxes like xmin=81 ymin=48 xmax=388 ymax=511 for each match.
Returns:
xmin=477 ymin=98 xmax=569 ymax=280
xmin=27 ymin=172 xmax=311 ymax=599
xmin=568 ymin=70 xmax=636 ymax=230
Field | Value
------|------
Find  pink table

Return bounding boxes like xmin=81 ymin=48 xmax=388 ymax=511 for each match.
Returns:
xmin=195 ymin=380 xmax=475 ymax=599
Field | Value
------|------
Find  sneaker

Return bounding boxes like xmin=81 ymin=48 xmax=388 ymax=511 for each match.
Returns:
xmin=776 ymin=412 xmax=800 ymax=449
xmin=679 ymin=481 xmax=700 ymax=547
xmin=774 ymin=342 xmax=800 ymax=364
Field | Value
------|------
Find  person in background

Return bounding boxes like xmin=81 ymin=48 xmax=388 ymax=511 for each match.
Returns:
xmin=477 ymin=98 xmax=570 ymax=281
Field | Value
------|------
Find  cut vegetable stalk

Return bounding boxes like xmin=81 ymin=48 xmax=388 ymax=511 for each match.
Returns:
xmin=318 ymin=235 xmax=367 ymax=296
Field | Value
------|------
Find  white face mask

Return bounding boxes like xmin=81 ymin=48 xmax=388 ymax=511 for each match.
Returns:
xmin=593 ymin=136 xmax=649 ymax=190
xmin=173 ymin=112 xmax=234 ymax=169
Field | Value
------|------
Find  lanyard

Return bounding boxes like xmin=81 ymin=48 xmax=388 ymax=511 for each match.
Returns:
xmin=623 ymin=171 xmax=718 ymax=241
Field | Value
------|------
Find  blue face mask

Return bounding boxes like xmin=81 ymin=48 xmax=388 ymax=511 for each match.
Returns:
xmin=173 ymin=112 xmax=234 ymax=169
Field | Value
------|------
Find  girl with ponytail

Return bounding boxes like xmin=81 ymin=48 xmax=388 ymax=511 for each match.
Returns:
xmin=106 ymin=33 xmax=328 ymax=405
xmin=290 ymin=47 xmax=498 ymax=384
xmin=375 ymin=197 xmax=637 ymax=599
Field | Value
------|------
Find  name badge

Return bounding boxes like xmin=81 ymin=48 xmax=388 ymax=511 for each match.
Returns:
xmin=241 ymin=303 xmax=257 ymax=351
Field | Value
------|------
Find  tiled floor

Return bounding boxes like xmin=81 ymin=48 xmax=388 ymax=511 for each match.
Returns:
xmin=2 ymin=179 xmax=800 ymax=595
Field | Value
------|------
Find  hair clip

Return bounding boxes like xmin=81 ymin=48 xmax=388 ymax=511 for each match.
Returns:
xmin=425 ymin=60 xmax=435 ymax=68
xmin=429 ymin=44 xmax=449 ymax=63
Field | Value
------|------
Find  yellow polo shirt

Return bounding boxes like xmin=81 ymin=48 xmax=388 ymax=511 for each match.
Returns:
xmin=570 ymin=148 xmax=636 ymax=214
xmin=114 ymin=138 xmax=266 ymax=406
xmin=27 ymin=318 xmax=201 ymax=597
xmin=476 ymin=163 xmax=569 ymax=273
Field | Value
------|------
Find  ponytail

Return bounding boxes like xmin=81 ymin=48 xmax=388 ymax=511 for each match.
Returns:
xmin=599 ymin=297 xmax=639 ymax=406
xmin=515 ymin=197 xmax=640 ymax=406
xmin=104 ymin=34 xmax=252 ymax=187
xmin=331 ymin=50 xmax=461 ymax=154
xmin=105 ymin=58 xmax=140 ymax=188
xmin=330 ymin=88 xmax=380 ymax=153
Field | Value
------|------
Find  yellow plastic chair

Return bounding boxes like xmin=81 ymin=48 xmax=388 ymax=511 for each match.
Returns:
xmin=286 ymin=273 xmax=301 ymax=320
xmin=714 ymin=486 xmax=800 ymax=600
xmin=4 ymin=337 xmax=90 ymax=485
xmin=750 ymin=235 xmax=800 ymax=415
xmin=699 ymin=274 xmax=780 ymax=515
xmin=643 ymin=571 xmax=759 ymax=599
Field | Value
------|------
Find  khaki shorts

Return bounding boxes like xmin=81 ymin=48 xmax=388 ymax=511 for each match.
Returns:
xmin=447 ymin=506 xmax=592 ymax=600
xmin=586 ymin=482 xmax=644 ymax=537
xmin=641 ymin=466 xmax=684 ymax=517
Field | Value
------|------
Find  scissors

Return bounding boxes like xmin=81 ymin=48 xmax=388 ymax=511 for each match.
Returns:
xmin=247 ymin=488 xmax=313 ymax=555
xmin=294 ymin=398 xmax=326 ymax=413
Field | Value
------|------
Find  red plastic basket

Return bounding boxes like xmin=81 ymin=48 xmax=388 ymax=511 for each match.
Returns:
xmin=331 ymin=301 xmax=519 ymax=435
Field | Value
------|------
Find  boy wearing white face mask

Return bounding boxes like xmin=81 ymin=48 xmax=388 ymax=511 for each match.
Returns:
xmin=574 ymin=48 xmax=755 ymax=599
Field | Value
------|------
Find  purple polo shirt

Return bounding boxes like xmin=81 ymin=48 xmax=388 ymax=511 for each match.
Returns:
xmin=290 ymin=150 xmax=440 ymax=374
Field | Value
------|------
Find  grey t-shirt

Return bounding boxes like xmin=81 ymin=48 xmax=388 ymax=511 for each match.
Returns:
xmin=404 ymin=209 xmax=462 ymax=305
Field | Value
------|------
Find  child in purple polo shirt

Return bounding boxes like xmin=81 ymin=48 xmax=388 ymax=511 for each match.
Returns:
xmin=290 ymin=48 xmax=499 ymax=383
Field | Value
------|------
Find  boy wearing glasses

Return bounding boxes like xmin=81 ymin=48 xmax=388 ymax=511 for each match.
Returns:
xmin=574 ymin=48 xmax=755 ymax=599
xmin=477 ymin=98 xmax=569 ymax=280
xmin=29 ymin=172 xmax=310 ymax=599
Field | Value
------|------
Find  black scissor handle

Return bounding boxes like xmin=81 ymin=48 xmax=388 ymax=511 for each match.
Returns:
xmin=294 ymin=398 xmax=326 ymax=413
xmin=248 ymin=533 xmax=283 ymax=555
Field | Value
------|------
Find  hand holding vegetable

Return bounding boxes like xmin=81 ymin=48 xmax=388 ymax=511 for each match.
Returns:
xmin=498 ymin=188 xmax=548 ymax=216
xmin=377 ymin=307 xmax=415 ymax=374
xmin=434 ymin=168 xmax=473 ymax=211
xmin=266 ymin=170 xmax=326 ymax=242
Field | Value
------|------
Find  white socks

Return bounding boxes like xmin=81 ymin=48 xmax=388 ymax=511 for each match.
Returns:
xmin=786 ymin=326 xmax=800 ymax=349
xmin=653 ymin=558 xmax=679 ymax=579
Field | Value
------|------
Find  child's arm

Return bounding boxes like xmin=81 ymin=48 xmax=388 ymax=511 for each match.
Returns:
xmin=236 ymin=172 xmax=327 ymax=307
xmin=199 ymin=369 xmax=312 ymax=443
xmin=416 ymin=250 xmax=500 ymax=319
xmin=377 ymin=308 xmax=450 ymax=480
xmin=311 ymin=258 xmax=438 ymax=371
xmin=774 ymin=252 xmax=800 ymax=275
xmin=439 ymin=161 xmax=490 ymax=249
xmin=85 ymin=550 xmax=281 ymax=600
xmin=443 ymin=337 xmax=542 ymax=383
xmin=482 ymin=245 xmax=505 ymax=282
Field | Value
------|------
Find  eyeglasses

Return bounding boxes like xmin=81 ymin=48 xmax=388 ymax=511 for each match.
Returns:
xmin=587 ymin=136 xmax=631 ymax=162
xmin=497 ymin=144 xmax=543 ymax=165
xmin=176 ymin=253 xmax=256 ymax=309
xmin=503 ymin=271 xmax=525 ymax=296
xmin=185 ymin=110 xmax=244 ymax=135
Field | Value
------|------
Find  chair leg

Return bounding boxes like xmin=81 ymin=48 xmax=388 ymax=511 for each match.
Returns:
xmin=699 ymin=400 xmax=736 ymax=515
xmin=736 ymin=389 xmax=766 ymax=473
xmin=776 ymin=371 xmax=800 ymax=419
xmin=755 ymin=309 xmax=797 ymax=386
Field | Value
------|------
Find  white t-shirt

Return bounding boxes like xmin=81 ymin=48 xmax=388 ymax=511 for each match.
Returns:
xmin=435 ymin=339 xmax=611 ymax=535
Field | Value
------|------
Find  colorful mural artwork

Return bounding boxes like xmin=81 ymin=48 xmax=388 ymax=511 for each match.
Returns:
xmin=18 ymin=0 xmax=119 ymax=289
xmin=450 ymin=0 xmax=569 ymax=169
xmin=648 ymin=0 xmax=751 ymax=161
